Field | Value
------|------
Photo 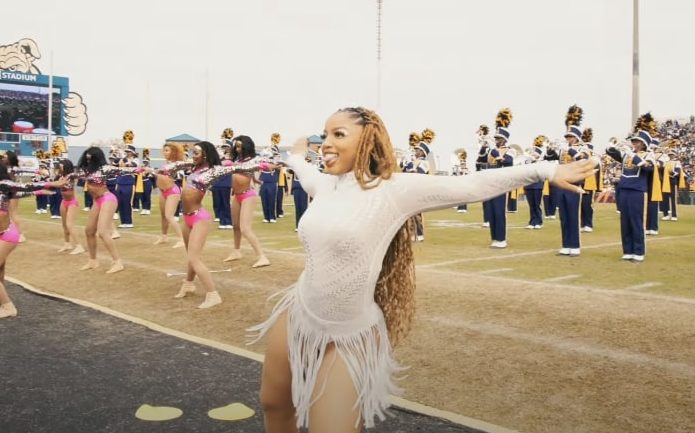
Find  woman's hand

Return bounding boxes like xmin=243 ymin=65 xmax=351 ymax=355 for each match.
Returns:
xmin=550 ymin=159 xmax=596 ymax=193
xmin=51 ymin=178 xmax=68 ymax=188
xmin=290 ymin=136 xmax=308 ymax=156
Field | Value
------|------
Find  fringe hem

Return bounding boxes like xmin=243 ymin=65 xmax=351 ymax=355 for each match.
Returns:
xmin=246 ymin=287 xmax=405 ymax=429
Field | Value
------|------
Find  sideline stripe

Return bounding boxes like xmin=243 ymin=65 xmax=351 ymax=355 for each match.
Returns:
xmin=625 ymin=282 xmax=663 ymax=291
xmin=542 ymin=274 xmax=581 ymax=282
xmin=476 ymin=268 xmax=514 ymax=275
xmin=7 ymin=276 xmax=519 ymax=433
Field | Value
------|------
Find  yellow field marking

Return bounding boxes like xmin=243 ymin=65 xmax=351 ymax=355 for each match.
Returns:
xmin=7 ymin=276 xmax=520 ymax=433
xmin=423 ymin=315 xmax=695 ymax=378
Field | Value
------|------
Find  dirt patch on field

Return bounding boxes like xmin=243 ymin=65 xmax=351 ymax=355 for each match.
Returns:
xmin=8 ymin=219 xmax=695 ymax=433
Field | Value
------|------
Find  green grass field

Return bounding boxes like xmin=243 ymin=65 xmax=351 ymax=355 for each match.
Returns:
xmin=19 ymin=195 xmax=695 ymax=298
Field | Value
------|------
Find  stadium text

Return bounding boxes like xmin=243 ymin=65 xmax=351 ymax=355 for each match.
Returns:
xmin=0 ymin=71 xmax=38 ymax=82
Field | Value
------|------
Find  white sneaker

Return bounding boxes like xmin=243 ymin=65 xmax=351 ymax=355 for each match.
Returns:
xmin=140 ymin=210 xmax=150 ymax=215
xmin=113 ymin=214 xmax=119 ymax=220
xmin=133 ymin=208 xmax=141 ymax=212
xmin=662 ymin=215 xmax=671 ymax=221
xmin=0 ymin=302 xmax=18 ymax=318
xmin=35 ymin=209 xmax=42 ymax=214
xmin=569 ymin=248 xmax=581 ymax=256
xmin=41 ymin=209 xmax=48 ymax=214
xmin=632 ymin=255 xmax=645 ymax=262
xmin=197 ymin=291 xmax=222 ymax=309
xmin=671 ymin=217 xmax=678 ymax=221
xmin=456 ymin=209 xmax=467 ymax=213
xmin=482 ymin=222 xmax=490 ymax=227
xmin=83 ymin=207 xmax=91 ymax=212
xmin=50 ymin=215 xmax=61 ymax=219
xmin=622 ymin=254 xmax=635 ymax=260
xmin=582 ymin=227 xmax=593 ymax=233
xmin=525 ymin=225 xmax=535 ymax=229
xmin=490 ymin=240 xmax=507 ymax=248
xmin=533 ymin=225 xmax=542 ymax=229
xmin=270 ymin=219 xmax=277 ymax=223
xmin=549 ymin=215 xmax=557 ymax=220
xmin=278 ymin=214 xmax=285 ymax=218
xmin=214 ymin=218 xmax=220 ymax=222
xmin=262 ymin=219 xmax=270 ymax=223
xmin=174 ymin=216 xmax=180 ymax=222
xmin=416 ymin=235 xmax=425 ymax=242
xmin=558 ymin=248 xmax=570 ymax=255
xmin=118 ymin=224 xmax=134 ymax=228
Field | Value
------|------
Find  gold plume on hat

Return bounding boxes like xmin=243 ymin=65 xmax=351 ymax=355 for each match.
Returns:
xmin=533 ymin=135 xmax=547 ymax=146
xmin=271 ymin=132 xmax=281 ymax=144
xmin=221 ymin=128 xmax=235 ymax=139
xmin=143 ymin=148 xmax=150 ymax=158
xmin=565 ymin=105 xmax=583 ymax=127
xmin=123 ymin=130 xmax=134 ymax=144
xmin=408 ymin=132 xmax=421 ymax=147
xmin=421 ymin=128 xmax=435 ymax=144
xmin=478 ymin=125 xmax=489 ymax=136
xmin=581 ymin=128 xmax=593 ymax=143
xmin=495 ymin=108 xmax=513 ymax=128
xmin=634 ymin=113 xmax=657 ymax=136
xmin=457 ymin=150 xmax=467 ymax=161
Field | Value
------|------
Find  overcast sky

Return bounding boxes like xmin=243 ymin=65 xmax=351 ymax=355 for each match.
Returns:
xmin=4 ymin=0 xmax=694 ymax=167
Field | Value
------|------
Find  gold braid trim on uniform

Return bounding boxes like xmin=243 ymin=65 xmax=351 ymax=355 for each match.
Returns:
xmin=338 ymin=106 xmax=415 ymax=346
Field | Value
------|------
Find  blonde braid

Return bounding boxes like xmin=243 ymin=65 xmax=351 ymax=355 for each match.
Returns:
xmin=338 ymin=107 xmax=417 ymax=345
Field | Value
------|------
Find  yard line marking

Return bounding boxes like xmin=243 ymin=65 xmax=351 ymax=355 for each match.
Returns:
xmin=419 ymin=234 xmax=695 ymax=268
xmin=423 ymin=315 xmax=695 ymax=378
xmin=543 ymin=274 xmax=581 ymax=282
xmin=476 ymin=268 xmax=514 ymax=275
xmin=625 ymin=282 xmax=663 ymax=291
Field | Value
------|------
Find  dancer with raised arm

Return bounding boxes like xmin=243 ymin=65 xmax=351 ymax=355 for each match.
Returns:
xmin=249 ymin=107 xmax=595 ymax=433
xmin=0 ymin=165 xmax=61 ymax=318
xmin=223 ymin=135 xmax=270 ymax=268
xmin=166 ymin=141 xmax=273 ymax=308
xmin=153 ymin=142 xmax=186 ymax=248
xmin=75 ymin=146 xmax=142 ymax=274
xmin=56 ymin=159 xmax=85 ymax=254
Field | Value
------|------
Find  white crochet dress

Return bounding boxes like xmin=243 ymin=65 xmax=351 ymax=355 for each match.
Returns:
xmin=249 ymin=153 xmax=557 ymax=428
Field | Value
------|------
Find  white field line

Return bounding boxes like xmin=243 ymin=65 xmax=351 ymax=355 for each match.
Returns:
xmin=21 ymin=219 xmax=695 ymax=306
xmin=542 ymin=274 xmax=582 ymax=282
xmin=419 ymin=234 xmax=695 ymax=268
xmin=475 ymin=268 xmax=514 ymax=275
xmin=423 ymin=315 xmax=695 ymax=378
xmin=625 ymin=282 xmax=663 ymax=291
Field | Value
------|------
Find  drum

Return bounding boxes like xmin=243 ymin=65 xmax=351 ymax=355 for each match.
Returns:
xmin=12 ymin=121 xmax=34 ymax=133
xmin=32 ymin=128 xmax=51 ymax=134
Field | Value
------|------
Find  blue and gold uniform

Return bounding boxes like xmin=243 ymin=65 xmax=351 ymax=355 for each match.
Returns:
xmin=116 ymin=141 xmax=139 ymax=228
xmin=524 ymin=136 xmax=546 ymax=229
xmin=606 ymin=117 xmax=656 ymax=262
xmin=661 ymin=150 xmax=684 ymax=221
xmin=557 ymin=105 xmax=587 ymax=256
xmin=401 ymin=142 xmax=431 ymax=241
xmin=542 ymin=144 xmax=560 ymax=218
xmin=485 ymin=109 xmax=514 ymax=248
xmin=475 ymin=125 xmax=491 ymax=225
xmin=579 ymin=128 xmax=599 ymax=232
xmin=645 ymin=140 xmax=665 ymax=234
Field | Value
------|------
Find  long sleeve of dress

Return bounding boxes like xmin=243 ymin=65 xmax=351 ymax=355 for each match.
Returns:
xmin=390 ymin=161 xmax=557 ymax=216
xmin=284 ymin=154 xmax=331 ymax=197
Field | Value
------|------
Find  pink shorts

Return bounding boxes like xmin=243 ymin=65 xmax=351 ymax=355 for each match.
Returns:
xmin=162 ymin=184 xmax=181 ymax=199
xmin=0 ymin=222 xmax=21 ymax=244
xmin=61 ymin=198 xmax=80 ymax=209
xmin=183 ymin=207 xmax=212 ymax=228
xmin=95 ymin=192 xmax=118 ymax=208
xmin=234 ymin=189 xmax=257 ymax=203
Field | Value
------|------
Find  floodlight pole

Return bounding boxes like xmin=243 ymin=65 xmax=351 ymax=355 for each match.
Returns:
xmin=376 ymin=0 xmax=383 ymax=110
xmin=631 ymin=0 xmax=639 ymax=126
xmin=47 ymin=50 xmax=53 ymax=154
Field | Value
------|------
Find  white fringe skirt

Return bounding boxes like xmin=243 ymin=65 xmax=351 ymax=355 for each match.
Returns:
xmin=248 ymin=287 xmax=404 ymax=429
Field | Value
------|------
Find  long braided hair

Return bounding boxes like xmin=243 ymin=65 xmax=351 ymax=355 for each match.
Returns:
xmin=337 ymin=107 xmax=416 ymax=345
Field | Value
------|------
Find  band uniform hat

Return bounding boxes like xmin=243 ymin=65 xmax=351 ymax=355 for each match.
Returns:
xmin=494 ymin=127 xmax=510 ymax=142
xmin=649 ymin=137 xmax=660 ymax=150
xmin=308 ymin=134 xmax=323 ymax=145
xmin=125 ymin=144 xmax=137 ymax=154
xmin=415 ymin=142 xmax=431 ymax=156
xmin=221 ymin=139 xmax=232 ymax=148
xmin=630 ymin=130 xmax=652 ymax=147
xmin=564 ymin=126 xmax=583 ymax=141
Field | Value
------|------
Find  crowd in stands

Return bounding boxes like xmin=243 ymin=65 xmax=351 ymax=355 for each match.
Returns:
xmin=0 ymin=89 xmax=61 ymax=132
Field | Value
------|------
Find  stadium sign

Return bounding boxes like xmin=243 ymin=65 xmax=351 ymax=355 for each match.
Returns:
xmin=21 ymin=134 xmax=48 ymax=142
xmin=0 ymin=71 xmax=38 ymax=82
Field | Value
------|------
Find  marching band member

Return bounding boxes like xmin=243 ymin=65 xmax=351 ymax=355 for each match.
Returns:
xmin=289 ymin=135 xmax=323 ymax=231
xmin=606 ymin=113 xmax=656 ymax=261
xmin=524 ymin=135 xmax=546 ymax=229
xmin=661 ymin=148 xmax=684 ymax=221
xmin=133 ymin=147 xmax=153 ymax=215
xmin=557 ymin=105 xmax=587 ymax=256
xmin=476 ymin=125 xmax=492 ymax=226
xmin=223 ymin=136 xmax=271 ymax=268
xmin=0 ymin=166 xmax=60 ymax=319
xmin=579 ymin=128 xmax=598 ymax=233
xmin=454 ymin=150 xmax=468 ymax=212
xmin=270 ymin=133 xmax=288 ymax=219
xmin=211 ymin=138 xmax=234 ymax=229
xmin=401 ymin=141 xmax=431 ymax=241
xmin=543 ymin=140 xmax=560 ymax=219
xmin=47 ymin=146 xmax=64 ymax=219
xmin=55 ymin=159 xmax=85 ymax=254
xmin=646 ymin=139 xmax=665 ymax=235
xmin=153 ymin=142 xmax=186 ymax=248
xmin=116 ymin=131 xmax=139 ymax=228
xmin=33 ymin=157 xmax=50 ymax=214
xmin=485 ymin=109 xmax=514 ymax=248
xmin=259 ymin=139 xmax=280 ymax=223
